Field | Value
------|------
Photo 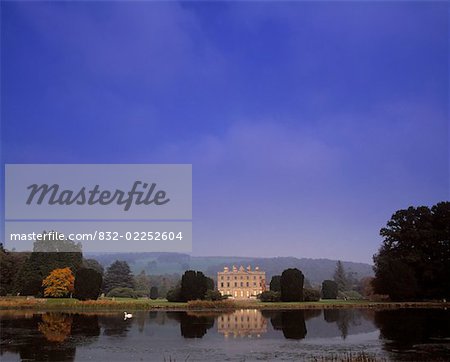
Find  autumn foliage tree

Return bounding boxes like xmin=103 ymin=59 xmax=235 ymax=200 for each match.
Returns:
xmin=42 ymin=267 xmax=75 ymax=298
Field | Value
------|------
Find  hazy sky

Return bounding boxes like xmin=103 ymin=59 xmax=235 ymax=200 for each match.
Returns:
xmin=1 ymin=1 xmax=448 ymax=263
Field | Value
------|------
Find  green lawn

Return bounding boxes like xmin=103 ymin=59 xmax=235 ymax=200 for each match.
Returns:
xmin=0 ymin=296 xmax=447 ymax=311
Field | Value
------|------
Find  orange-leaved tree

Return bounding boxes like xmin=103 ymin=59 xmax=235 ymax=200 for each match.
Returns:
xmin=42 ymin=267 xmax=75 ymax=297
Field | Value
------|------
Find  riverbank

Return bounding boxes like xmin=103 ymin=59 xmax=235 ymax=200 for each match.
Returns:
xmin=0 ymin=296 xmax=448 ymax=311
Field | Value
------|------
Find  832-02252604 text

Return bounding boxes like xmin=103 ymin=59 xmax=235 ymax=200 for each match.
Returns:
xmin=9 ymin=230 xmax=184 ymax=242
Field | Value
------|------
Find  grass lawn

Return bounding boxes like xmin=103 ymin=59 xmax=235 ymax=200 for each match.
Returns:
xmin=0 ymin=296 xmax=447 ymax=311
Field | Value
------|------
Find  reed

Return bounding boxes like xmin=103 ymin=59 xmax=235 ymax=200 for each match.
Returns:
xmin=186 ymin=299 xmax=238 ymax=310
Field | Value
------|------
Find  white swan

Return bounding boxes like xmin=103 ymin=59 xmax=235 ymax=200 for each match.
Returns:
xmin=124 ymin=312 xmax=133 ymax=320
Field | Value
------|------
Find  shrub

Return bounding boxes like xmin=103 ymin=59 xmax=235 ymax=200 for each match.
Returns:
xmin=303 ymin=288 xmax=321 ymax=302
xmin=338 ymin=290 xmax=363 ymax=300
xmin=74 ymin=268 xmax=103 ymax=300
xmin=322 ymin=280 xmax=338 ymax=299
xmin=134 ymin=289 xmax=150 ymax=298
xmin=204 ymin=289 xmax=223 ymax=301
xmin=258 ymin=291 xmax=281 ymax=302
xmin=106 ymin=287 xmax=137 ymax=298
xmin=166 ymin=286 xmax=182 ymax=302
xmin=187 ymin=299 xmax=237 ymax=309
xmin=280 ymin=268 xmax=304 ymax=302
xmin=150 ymin=286 xmax=158 ymax=300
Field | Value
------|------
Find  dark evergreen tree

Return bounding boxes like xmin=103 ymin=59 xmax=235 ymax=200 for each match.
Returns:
xmin=103 ymin=260 xmax=134 ymax=293
xmin=205 ymin=276 xmax=215 ymax=291
xmin=180 ymin=270 xmax=208 ymax=301
xmin=82 ymin=259 xmax=104 ymax=275
xmin=333 ymin=261 xmax=349 ymax=292
xmin=270 ymin=275 xmax=281 ymax=292
xmin=280 ymin=268 xmax=304 ymax=302
xmin=322 ymin=280 xmax=338 ymax=299
xmin=0 ymin=245 xmax=28 ymax=296
xmin=150 ymin=286 xmax=158 ymax=300
xmin=74 ymin=268 xmax=103 ymax=300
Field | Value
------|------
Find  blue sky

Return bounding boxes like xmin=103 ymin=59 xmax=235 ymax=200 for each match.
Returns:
xmin=1 ymin=1 xmax=448 ymax=263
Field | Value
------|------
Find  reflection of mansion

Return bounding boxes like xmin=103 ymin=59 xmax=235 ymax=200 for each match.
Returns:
xmin=217 ymin=265 xmax=266 ymax=299
xmin=217 ymin=309 xmax=267 ymax=337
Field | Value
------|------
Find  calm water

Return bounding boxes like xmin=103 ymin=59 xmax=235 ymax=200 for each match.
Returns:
xmin=1 ymin=308 xmax=449 ymax=361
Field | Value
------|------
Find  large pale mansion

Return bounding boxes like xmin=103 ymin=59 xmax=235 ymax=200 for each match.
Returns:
xmin=217 ymin=265 xmax=266 ymax=299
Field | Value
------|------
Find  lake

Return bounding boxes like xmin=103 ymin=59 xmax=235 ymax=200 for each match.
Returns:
xmin=1 ymin=308 xmax=449 ymax=361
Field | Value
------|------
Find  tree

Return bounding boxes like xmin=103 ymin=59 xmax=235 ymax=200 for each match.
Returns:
xmin=322 ymin=280 xmax=338 ymax=299
xmin=73 ymin=268 xmax=103 ymax=300
xmin=103 ymin=260 xmax=134 ymax=293
xmin=150 ymin=286 xmax=158 ymax=300
xmin=373 ymin=202 xmax=450 ymax=300
xmin=303 ymin=288 xmax=321 ymax=302
xmin=270 ymin=275 xmax=281 ymax=292
xmin=82 ymin=259 xmax=104 ymax=275
xmin=33 ymin=231 xmax=82 ymax=252
xmin=180 ymin=270 xmax=208 ymax=301
xmin=204 ymin=290 xmax=222 ymax=301
xmin=42 ymin=267 xmax=75 ymax=297
xmin=333 ymin=261 xmax=350 ymax=292
xmin=14 ymin=234 xmax=83 ymax=296
xmin=134 ymin=270 xmax=151 ymax=295
xmin=106 ymin=287 xmax=137 ymax=298
xmin=280 ymin=268 xmax=304 ymax=302
xmin=205 ymin=276 xmax=215 ymax=291
xmin=258 ymin=290 xmax=281 ymax=302
xmin=166 ymin=286 xmax=182 ymax=302
xmin=0 ymin=245 xmax=28 ymax=296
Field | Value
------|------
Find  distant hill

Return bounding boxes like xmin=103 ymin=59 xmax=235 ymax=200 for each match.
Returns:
xmin=86 ymin=252 xmax=373 ymax=285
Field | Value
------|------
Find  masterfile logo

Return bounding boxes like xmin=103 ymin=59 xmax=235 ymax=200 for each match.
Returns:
xmin=6 ymin=164 xmax=191 ymax=220
xmin=25 ymin=181 xmax=170 ymax=211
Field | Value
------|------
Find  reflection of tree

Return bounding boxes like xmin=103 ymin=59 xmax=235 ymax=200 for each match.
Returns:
xmin=374 ymin=309 xmax=450 ymax=357
xmin=323 ymin=309 xmax=359 ymax=340
xmin=167 ymin=311 xmax=214 ymax=338
xmin=100 ymin=315 xmax=131 ymax=337
xmin=269 ymin=311 xmax=307 ymax=340
xmin=136 ymin=312 xmax=146 ymax=333
xmin=304 ymin=309 xmax=321 ymax=321
xmin=0 ymin=313 xmax=76 ymax=361
xmin=323 ymin=309 xmax=339 ymax=323
xmin=71 ymin=314 xmax=100 ymax=343
xmin=281 ymin=311 xmax=307 ymax=339
xmin=1 ymin=312 xmax=102 ymax=361
xmin=38 ymin=313 xmax=73 ymax=342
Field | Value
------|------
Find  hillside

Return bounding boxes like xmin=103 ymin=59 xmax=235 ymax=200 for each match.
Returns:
xmin=87 ymin=253 xmax=374 ymax=285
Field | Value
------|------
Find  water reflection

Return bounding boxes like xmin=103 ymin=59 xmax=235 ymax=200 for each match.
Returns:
xmin=1 ymin=308 xmax=449 ymax=361
xmin=374 ymin=309 xmax=450 ymax=360
xmin=217 ymin=309 xmax=266 ymax=338
xmin=323 ymin=309 xmax=370 ymax=339
xmin=38 ymin=313 xmax=73 ymax=343
xmin=167 ymin=311 xmax=215 ymax=338
xmin=0 ymin=312 xmax=100 ymax=361
xmin=271 ymin=310 xmax=307 ymax=339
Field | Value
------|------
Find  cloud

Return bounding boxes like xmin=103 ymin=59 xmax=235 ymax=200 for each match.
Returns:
xmin=14 ymin=2 xmax=223 ymax=86
xmin=156 ymin=121 xmax=339 ymax=177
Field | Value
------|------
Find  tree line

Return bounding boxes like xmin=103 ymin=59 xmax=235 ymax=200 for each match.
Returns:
xmin=1 ymin=202 xmax=448 ymax=302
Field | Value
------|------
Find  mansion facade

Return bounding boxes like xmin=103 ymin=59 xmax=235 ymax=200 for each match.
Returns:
xmin=217 ymin=265 xmax=266 ymax=299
